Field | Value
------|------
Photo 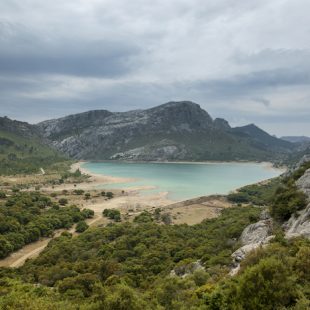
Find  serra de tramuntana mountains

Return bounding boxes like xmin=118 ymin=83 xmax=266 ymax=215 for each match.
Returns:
xmin=35 ymin=101 xmax=293 ymax=161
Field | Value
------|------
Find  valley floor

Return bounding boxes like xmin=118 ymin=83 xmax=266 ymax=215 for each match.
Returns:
xmin=0 ymin=161 xmax=234 ymax=268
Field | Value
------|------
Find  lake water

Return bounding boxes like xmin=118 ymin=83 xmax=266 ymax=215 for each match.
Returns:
xmin=82 ymin=161 xmax=283 ymax=201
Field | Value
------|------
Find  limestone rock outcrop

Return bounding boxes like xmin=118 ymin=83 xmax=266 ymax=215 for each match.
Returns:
xmin=230 ymin=210 xmax=274 ymax=275
xmin=285 ymin=167 xmax=310 ymax=239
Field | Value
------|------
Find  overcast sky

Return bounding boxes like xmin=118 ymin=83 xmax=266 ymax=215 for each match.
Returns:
xmin=0 ymin=0 xmax=309 ymax=136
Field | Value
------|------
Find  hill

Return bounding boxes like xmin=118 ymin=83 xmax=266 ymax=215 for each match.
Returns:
xmin=281 ymin=136 xmax=310 ymax=143
xmin=37 ymin=101 xmax=294 ymax=161
xmin=0 ymin=116 xmax=65 ymax=174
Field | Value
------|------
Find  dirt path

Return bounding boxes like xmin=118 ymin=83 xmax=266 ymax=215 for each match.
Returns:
xmin=0 ymin=229 xmax=68 ymax=268
xmin=0 ymin=212 xmax=105 ymax=268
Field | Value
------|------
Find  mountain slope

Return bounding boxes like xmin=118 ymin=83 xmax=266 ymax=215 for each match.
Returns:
xmin=232 ymin=124 xmax=292 ymax=152
xmin=37 ymin=101 xmax=294 ymax=161
xmin=0 ymin=117 xmax=65 ymax=174
xmin=281 ymin=136 xmax=310 ymax=143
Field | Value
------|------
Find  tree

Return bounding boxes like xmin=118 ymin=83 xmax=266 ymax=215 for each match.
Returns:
xmin=0 ymin=191 xmax=6 ymax=199
xmin=73 ymin=189 xmax=84 ymax=195
xmin=103 ymin=209 xmax=121 ymax=222
xmin=75 ymin=221 xmax=89 ymax=233
xmin=58 ymin=198 xmax=68 ymax=206
xmin=106 ymin=192 xmax=114 ymax=199
xmin=0 ymin=236 xmax=13 ymax=258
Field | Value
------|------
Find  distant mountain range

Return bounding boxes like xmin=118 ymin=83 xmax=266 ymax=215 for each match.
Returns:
xmin=2 ymin=101 xmax=302 ymax=164
xmin=33 ymin=101 xmax=294 ymax=161
xmin=281 ymin=136 xmax=310 ymax=143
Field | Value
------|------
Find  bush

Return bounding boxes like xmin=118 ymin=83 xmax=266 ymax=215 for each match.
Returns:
xmin=271 ymin=183 xmax=307 ymax=221
xmin=106 ymin=192 xmax=114 ymax=199
xmin=75 ymin=221 xmax=89 ymax=233
xmin=0 ymin=191 xmax=6 ymax=199
xmin=102 ymin=209 xmax=121 ymax=222
xmin=81 ymin=209 xmax=94 ymax=219
xmin=58 ymin=198 xmax=68 ymax=206
xmin=73 ymin=189 xmax=84 ymax=195
xmin=133 ymin=211 xmax=153 ymax=223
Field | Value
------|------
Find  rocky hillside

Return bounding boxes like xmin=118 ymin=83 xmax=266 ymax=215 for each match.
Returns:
xmin=0 ymin=117 xmax=64 ymax=174
xmin=37 ymin=101 xmax=293 ymax=161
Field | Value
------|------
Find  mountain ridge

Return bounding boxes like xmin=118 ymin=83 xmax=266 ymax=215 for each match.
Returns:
xmin=36 ymin=101 xmax=294 ymax=161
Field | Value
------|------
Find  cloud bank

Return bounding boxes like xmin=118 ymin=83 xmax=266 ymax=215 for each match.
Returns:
xmin=0 ymin=0 xmax=310 ymax=135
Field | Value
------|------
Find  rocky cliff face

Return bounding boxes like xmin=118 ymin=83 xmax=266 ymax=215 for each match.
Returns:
xmin=285 ymin=166 xmax=310 ymax=239
xmin=36 ymin=101 xmax=293 ymax=161
xmin=230 ymin=159 xmax=310 ymax=276
xmin=230 ymin=210 xmax=274 ymax=275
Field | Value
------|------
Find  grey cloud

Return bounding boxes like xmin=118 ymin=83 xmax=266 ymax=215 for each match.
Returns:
xmin=0 ymin=22 xmax=140 ymax=77
xmin=192 ymin=67 xmax=310 ymax=101
xmin=251 ymin=97 xmax=270 ymax=107
xmin=0 ymin=0 xmax=310 ymax=136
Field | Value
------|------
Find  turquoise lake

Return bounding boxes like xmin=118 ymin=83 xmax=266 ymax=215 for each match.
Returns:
xmin=82 ymin=161 xmax=283 ymax=201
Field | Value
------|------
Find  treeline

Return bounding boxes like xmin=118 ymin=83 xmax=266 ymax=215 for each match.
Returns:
xmin=0 ymin=191 xmax=94 ymax=258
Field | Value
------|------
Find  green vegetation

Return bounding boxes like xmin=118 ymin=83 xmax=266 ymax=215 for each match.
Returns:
xmin=0 ymin=129 xmax=66 ymax=175
xmin=102 ymin=208 xmax=121 ymax=222
xmin=270 ymin=162 xmax=309 ymax=221
xmin=228 ymin=161 xmax=310 ymax=222
xmin=75 ymin=221 xmax=89 ymax=233
xmin=0 ymin=153 xmax=309 ymax=308
xmin=106 ymin=191 xmax=114 ymax=199
xmin=84 ymin=193 xmax=91 ymax=200
xmin=0 ymin=191 xmax=94 ymax=258
xmin=227 ymin=178 xmax=280 ymax=205
xmin=74 ymin=189 xmax=85 ymax=195
xmin=58 ymin=198 xmax=68 ymax=206
xmin=203 ymin=238 xmax=310 ymax=310
xmin=14 ymin=207 xmax=258 ymax=299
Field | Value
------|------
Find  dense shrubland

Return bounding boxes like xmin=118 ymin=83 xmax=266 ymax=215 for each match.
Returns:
xmin=227 ymin=178 xmax=280 ymax=205
xmin=0 ymin=191 xmax=94 ymax=258
xmin=3 ymin=206 xmax=258 ymax=307
xmin=0 ymin=208 xmax=309 ymax=309
xmin=0 ymin=161 xmax=309 ymax=309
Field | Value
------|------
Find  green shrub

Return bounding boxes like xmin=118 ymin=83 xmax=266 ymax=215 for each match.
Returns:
xmin=106 ymin=192 xmax=114 ymax=199
xmin=58 ymin=198 xmax=68 ymax=206
xmin=75 ymin=221 xmax=89 ymax=233
xmin=103 ymin=209 xmax=121 ymax=222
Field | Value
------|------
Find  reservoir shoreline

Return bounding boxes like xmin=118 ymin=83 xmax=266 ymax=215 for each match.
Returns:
xmin=72 ymin=160 xmax=286 ymax=201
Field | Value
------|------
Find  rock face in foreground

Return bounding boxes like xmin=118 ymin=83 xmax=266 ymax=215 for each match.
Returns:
xmin=230 ymin=160 xmax=310 ymax=276
xmin=230 ymin=211 xmax=274 ymax=275
xmin=36 ymin=101 xmax=293 ymax=161
xmin=285 ymin=167 xmax=310 ymax=239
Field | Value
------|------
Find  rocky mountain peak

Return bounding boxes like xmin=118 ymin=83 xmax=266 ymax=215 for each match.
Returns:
xmin=214 ymin=118 xmax=231 ymax=130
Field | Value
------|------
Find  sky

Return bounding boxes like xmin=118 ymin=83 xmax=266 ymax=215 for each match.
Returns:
xmin=0 ymin=0 xmax=310 ymax=136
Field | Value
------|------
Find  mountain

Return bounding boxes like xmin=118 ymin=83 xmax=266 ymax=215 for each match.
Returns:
xmin=232 ymin=124 xmax=292 ymax=152
xmin=281 ymin=136 xmax=310 ymax=143
xmin=37 ymin=101 xmax=294 ymax=161
xmin=0 ymin=116 xmax=64 ymax=174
